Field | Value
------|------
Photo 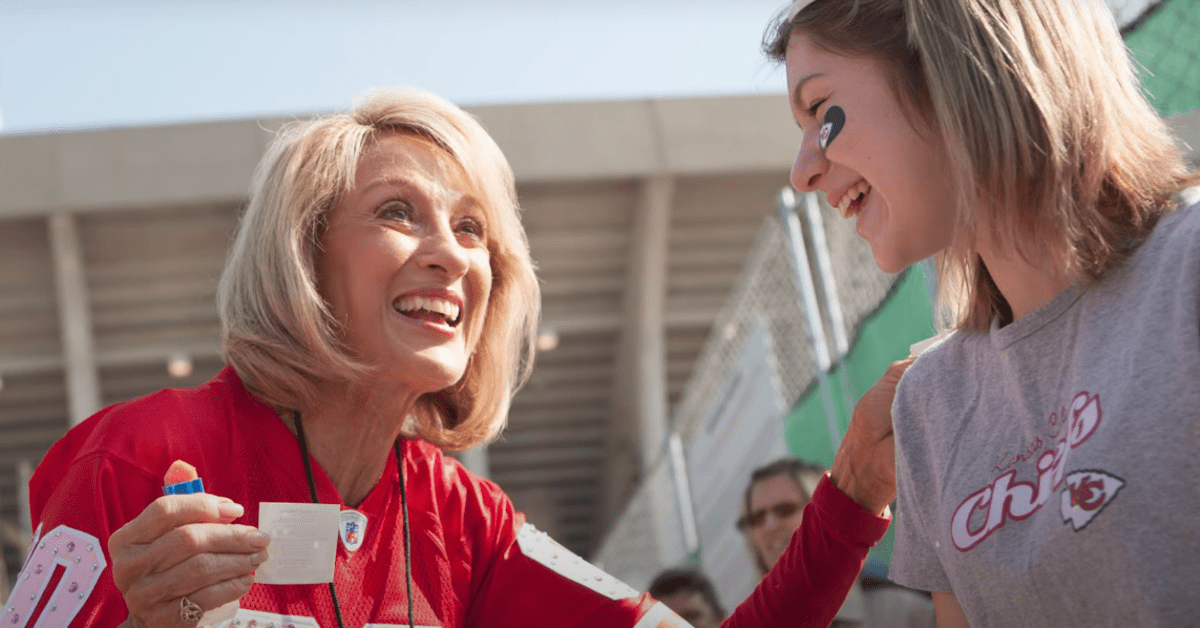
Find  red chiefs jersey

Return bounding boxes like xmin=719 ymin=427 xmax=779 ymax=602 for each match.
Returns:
xmin=8 ymin=367 xmax=687 ymax=628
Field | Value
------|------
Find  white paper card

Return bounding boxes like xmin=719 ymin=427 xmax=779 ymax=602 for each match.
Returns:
xmin=910 ymin=331 xmax=950 ymax=357
xmin=255 ymin=502 xmax=339 ymax=585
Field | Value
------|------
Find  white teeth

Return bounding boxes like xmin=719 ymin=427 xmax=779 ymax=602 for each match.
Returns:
xmin=837 ymin=195 xmax=853 ymax=217
xmin=834 ymin=181 xmax=871 ymax=218
xmin=393 ymin=295 xmax=461 ymax=325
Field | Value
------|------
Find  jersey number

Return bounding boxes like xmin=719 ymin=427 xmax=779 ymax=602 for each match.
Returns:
xmin=3 ymin=525 xmax=106 ymax=628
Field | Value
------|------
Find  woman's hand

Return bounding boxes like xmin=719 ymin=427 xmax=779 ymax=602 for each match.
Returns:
xmin=829 ymin=357 xmax=915 ymax=515
xmin=108 ymin=495 xmax=269 ymax=628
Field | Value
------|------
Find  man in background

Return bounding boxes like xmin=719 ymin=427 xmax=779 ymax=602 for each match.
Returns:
xmin=648 ymin=567 xmax=727 ymax=628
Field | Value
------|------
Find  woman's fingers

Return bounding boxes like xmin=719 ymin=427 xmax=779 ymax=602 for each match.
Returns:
xmin=111 ymin=494 xmax=245 ymax=549
xmin=121 ymin=573 xmax=255 ymax=628
xmin=120 ymin=550 xmax=264 ymax=616
xmin=853 ymin=356 xmax=915 ymax=440
xmin=181 ymin=572 xmax=257 ymax=615
xmin=112 ymin=521 xmax=269 ymax=592
xmin=140 ymin=522 xmax=270 ymax=575
xmin=109 ymin=494 xmax=270 ymax=628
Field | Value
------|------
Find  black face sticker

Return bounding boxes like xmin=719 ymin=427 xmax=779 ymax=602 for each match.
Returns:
xmin=818 ymin=105 xmax=845 ymax=152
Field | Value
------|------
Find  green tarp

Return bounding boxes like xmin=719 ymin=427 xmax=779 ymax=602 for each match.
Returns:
xmin=781 ymin=265 xmax=936 ymax=575
xmin=1124 ymin=0 xmax=1200 ymax=117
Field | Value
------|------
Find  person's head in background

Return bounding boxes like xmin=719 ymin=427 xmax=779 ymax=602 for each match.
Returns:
xmin=647 ymin=568 xmax=727 ymax=628
xmin=738 ymin=457 xmax=827 ymax=576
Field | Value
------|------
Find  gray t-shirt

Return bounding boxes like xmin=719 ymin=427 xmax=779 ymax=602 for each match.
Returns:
xmin=890 ymin=198 xmax=1200 ymax=626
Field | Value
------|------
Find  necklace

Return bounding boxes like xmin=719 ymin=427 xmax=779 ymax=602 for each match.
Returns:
xmin=293 ymin=411 xmax=416 ymax=628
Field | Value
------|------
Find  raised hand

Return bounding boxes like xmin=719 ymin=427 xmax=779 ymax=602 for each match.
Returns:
xmin=829 ymin=357 xmax=915 ymax=515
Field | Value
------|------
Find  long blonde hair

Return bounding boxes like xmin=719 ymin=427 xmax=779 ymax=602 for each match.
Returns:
xmin=218 ymin=86 xmax=540 ymax=449
xmin=767 ymin=0 xmax=1198 ymax=330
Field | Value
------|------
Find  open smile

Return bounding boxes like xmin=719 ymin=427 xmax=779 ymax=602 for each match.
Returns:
xmin=392 ymin=294 xmax=463 ymax=329
xmin=832 ymin=180 xmax=871 ymax=219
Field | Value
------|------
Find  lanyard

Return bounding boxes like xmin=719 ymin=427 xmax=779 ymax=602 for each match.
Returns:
xmin=293 ymin=411 xmax=416 ymax=628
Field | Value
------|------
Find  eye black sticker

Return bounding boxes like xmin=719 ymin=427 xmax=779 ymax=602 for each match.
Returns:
xmin=818 ymin=105 xmax=845 ymax=152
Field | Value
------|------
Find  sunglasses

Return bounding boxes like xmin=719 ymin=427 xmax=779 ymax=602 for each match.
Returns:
xmin=736 ymin=500 xmax=803 ymax=531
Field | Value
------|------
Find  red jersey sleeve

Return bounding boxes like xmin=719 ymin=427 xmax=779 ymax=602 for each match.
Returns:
xmin=459 ymin=472 xmax=690 ymax=628
xmin=720 ymin=474 xmax=891 ymax=628
xmin=9 ymin=438 xmax=162 ymax=628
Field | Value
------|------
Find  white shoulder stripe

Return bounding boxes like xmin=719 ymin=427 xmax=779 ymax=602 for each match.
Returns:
xmin=516 ymin=523 xmax=639 ymax=601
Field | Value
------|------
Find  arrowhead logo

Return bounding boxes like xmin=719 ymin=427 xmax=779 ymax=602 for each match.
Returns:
xmin=1061 ymin=470 xmax=1124 ymax=531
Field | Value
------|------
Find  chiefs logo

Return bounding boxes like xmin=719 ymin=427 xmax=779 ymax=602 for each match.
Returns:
xmin=1061 ymin=470 xmax=1124 ymax=531
xmin=819 ymin=122 xmax=833 ymax=150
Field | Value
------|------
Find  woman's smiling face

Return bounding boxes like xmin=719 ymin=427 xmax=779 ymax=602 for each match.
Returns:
xmin=316 ymin=132 xmax=492 ymax=394
xmin=785 ymin=32 xmax=958 ymax=273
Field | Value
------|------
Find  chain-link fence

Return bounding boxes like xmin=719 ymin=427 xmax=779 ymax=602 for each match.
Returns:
xmin=1120 ymin=0 xmax=1200 ymax=117
xmin=593 ymin=191 xmax=905 ymax=600
xmin=592 ymin=454 xmax=690 ymax=593
xmin=672 ymin=200 xmax=898 ymax=447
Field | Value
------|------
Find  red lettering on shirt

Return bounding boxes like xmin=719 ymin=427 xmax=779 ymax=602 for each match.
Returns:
xmin=952 ymin=392 xmax=1101 ymax=551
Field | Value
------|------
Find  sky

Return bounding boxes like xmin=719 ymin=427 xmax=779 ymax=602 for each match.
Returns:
xmin=0 ymin=0 xmax=1158 ymax=136
xmin=0 ymin=0 xmax=796 ymax=135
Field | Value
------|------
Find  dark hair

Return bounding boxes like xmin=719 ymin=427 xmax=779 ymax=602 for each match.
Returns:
xmin=647 ymin=568 xmax=727 ymax=619
xmin=742 ymin=457 xmax=827 ymax=574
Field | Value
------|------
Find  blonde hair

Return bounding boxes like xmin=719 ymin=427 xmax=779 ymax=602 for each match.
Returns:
xmin=767 ymin=0 xmax=1199 ymax=330
xmin=218 ymin=86 xmax=539 ymax=450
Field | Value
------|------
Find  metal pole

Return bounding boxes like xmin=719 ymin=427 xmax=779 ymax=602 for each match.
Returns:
xmin=48 ymin=212 xmax=102 ymax=425
xmin=666 ymin=433 xmax=702 ymax=567
xmin=18 ymin=458 xmax=33 ymax=538
xmin=800 ymin=191 xmax=857 ymax=422
xmin=776 ymin=187 xmax=841 ymax=451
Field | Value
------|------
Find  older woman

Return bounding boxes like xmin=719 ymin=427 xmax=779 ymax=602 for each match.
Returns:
xmin=13 ymin=87 xmax=685 ymax=628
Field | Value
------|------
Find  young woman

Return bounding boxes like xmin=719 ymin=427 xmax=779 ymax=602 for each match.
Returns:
xmin=767 ymin=0 xmax=1200 ymax=625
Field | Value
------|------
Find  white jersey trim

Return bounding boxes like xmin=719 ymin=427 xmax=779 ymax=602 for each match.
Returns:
xmin=213 ymin=610 xmax=440 ymax=628
xmin=516 ymin=522 xmax=639 ymax=601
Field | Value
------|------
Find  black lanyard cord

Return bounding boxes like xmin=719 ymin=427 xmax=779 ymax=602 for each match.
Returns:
xmin=398 ymin=437 xmax=415 ymax=628
xmin=293 ymin=410 xmax=415 ymax=628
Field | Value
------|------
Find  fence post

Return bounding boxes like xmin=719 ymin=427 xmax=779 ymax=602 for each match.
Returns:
xmin=777 ymin=187 xmax=842 ymax=451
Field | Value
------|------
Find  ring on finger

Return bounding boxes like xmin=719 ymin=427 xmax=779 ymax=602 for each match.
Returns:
xmin=180 ymin=596 xmax=204 ymax=626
